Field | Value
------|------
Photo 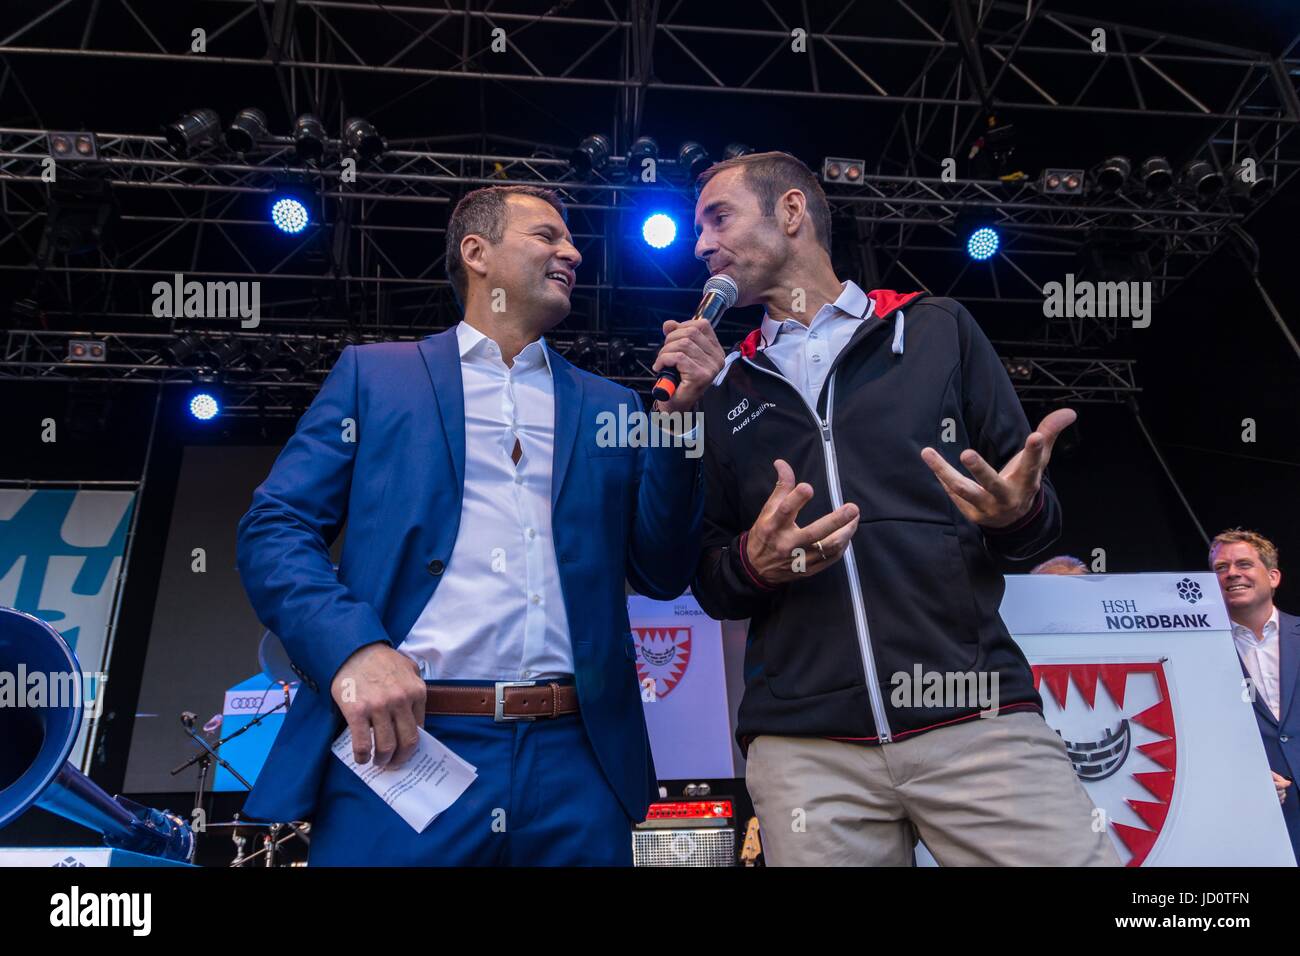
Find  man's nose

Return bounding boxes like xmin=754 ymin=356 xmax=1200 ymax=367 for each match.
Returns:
xmin=558 ymin=240 xmax=581 ymax=269
xmin=695 ymin=232 xmax=716 ymax=262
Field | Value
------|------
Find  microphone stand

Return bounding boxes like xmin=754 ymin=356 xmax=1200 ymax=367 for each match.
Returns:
xmin=230 ymin=821 xmax=315 ymax=868
xmin=170 ymin=684 xmax=312 ymax=861
xmin=179 ymin=713 xmax=212 ymax=847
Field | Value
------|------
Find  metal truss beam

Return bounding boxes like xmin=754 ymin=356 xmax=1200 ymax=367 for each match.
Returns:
xmin=1 ymin=328 xmax=1139 ymax=415
xmin=0 ymin=132 xmax=1265 ymax=348
xmin=1 ymin=0 xmax=1294 ymax=121
xmin=1 ymin=1 xmax=1296 ymax=405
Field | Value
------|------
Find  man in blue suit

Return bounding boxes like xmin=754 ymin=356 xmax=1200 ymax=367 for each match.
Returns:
xmin=236 ymin=184 xmax=723 ymax=865
xmin=1210 ymin=528 xmax=1299 ymax=864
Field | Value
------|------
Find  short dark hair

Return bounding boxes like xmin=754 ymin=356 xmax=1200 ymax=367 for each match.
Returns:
xmin=445 ymin=184 xmax=567 ymax=310
xmin=696 ymin=150 xmax=832 ymax=255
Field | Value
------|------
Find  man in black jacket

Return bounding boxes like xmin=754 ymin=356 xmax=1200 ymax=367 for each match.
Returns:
xmin=691 ymin=151 xmax=1118 ymax=866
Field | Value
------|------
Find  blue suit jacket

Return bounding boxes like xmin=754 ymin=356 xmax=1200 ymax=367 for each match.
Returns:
xmin=1243 ymin=609 xmax=1300 ymax=864
xmin=235 ymin=328 xmax=704 ymax=824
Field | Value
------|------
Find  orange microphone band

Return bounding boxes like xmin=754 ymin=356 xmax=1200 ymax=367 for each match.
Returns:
xmin=652 ymin=368 xmax=679 ymax=402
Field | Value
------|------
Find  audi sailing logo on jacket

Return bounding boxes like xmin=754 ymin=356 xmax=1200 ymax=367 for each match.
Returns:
xmin=729 ymin=400 xmax=776 ymax=435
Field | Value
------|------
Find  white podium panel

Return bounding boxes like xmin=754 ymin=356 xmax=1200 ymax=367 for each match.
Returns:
xmin=0 ymin=847 xmax=192 ymax=867
xmin=920 ymin=572 xmax=1293 ymax=866
xmin=628 ymin=593 xmax=736 ymax=780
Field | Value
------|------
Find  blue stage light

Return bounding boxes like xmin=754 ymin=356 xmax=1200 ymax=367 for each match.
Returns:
xmin=189 ymin=391 xmax=220 ymax=421
xmin=967 ymin=226 xmax=1000 ymax=261
xmin=642 ymin=213 xmax=677 ymax=249
xmin=270 ymin=196 xmax=309 ymax=234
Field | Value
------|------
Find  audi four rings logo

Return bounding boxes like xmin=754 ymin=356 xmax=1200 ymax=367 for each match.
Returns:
xmin=229 ymin=696 xmax=276 ymax=710
xmin=727 ymin=398 xmax=750 ymax=420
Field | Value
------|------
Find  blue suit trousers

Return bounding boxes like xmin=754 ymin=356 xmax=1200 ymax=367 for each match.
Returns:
xmin=307 ymin=684 xmax=634 ymax=866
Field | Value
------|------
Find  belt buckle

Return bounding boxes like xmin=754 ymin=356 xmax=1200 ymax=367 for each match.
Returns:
xmin=494 ymin=680 xmax=541 ymax=722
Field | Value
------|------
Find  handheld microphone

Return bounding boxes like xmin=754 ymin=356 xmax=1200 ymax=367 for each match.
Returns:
xmin=652 ymin=274 xmax=739 ymax=403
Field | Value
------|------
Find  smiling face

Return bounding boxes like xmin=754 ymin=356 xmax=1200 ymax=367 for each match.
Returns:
xmin=473 ymin=193 xmax=581 ymax=330
xmin=692 ymin=166 xmax=794 ymax=308
xmin=1212 ymin=541 xmax=1281 ymax=618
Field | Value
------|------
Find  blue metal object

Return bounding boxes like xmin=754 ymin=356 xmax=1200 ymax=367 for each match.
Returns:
xmin=0 ymin=606 xmax=194 ymax=862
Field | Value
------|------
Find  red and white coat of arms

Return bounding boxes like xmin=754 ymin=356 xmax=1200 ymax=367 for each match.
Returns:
xmin=1032 ymin=660 xmax=1177 ymax=866
xmin=633 ymin=626 xmax=692 ymax=699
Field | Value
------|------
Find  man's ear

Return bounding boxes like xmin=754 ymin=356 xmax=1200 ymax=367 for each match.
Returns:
xmin=1270 ymin=567 xmax=1282 ymax=591
xmin=461 ymin=234 xmax=490 ymax=282
xmin=779 ymin=188 xmax=808 ymax=238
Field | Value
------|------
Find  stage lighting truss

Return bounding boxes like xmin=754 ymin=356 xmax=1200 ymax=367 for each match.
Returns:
xmin=0 ymin=131 xmax=1259 ymax=288
xmin=822 ymin=157 xmax=865 ymax=184
xmin=0 ymin=127 xmax=1282 ymax=384
xmin=47 ymin=131 xmax=98 ymax=162
xmin=10 ymin=123 xmax=1276 ymax=337
xmin=1 ymin=0 xmax=1297 ymax=412
xmin=66 ymin=339 xmax=106 ymax=363
xmin=1041 ymin=169 xmax=1085 ymax=196
xmin=0 ymin=327 xmax=1142 ymax=417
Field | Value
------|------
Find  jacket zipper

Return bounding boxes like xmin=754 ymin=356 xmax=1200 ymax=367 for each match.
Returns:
xmin=740 ymin=356 xmax=894 ymax=743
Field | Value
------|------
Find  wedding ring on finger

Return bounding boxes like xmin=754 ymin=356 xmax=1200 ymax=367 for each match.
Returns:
xmin=815 ymin=539 xmax=827 ymax=561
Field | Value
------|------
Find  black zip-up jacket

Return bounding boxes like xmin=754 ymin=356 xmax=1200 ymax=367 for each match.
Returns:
xmin=693 ymin=290 xmax=1059 ymax=752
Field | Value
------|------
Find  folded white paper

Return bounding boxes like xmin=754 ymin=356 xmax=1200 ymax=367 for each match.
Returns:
xmin=331 ymin=726 xmax=478 ymax=833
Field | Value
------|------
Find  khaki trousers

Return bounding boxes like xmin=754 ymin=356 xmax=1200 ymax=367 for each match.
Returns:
xmin=745 ymin=711 xmax=1121 ymax=866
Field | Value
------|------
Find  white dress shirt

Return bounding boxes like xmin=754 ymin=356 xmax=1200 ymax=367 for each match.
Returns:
xmin=758 ymin=280 xmax=874 ymax=409
xmin=399 ymin=321 xmax=573 ymax=681
xmin=1233 ymin=606 xmax=1282 ymax=720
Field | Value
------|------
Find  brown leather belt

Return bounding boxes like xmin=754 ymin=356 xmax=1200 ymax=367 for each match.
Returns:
xmin=425 ymin=680 xmax=579 ymax=721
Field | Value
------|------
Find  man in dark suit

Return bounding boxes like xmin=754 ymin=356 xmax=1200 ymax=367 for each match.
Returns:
xmin=1211 ymin=528 xmax=1299 ymax=863
xmin=236 ymin=184 xmax=723 ymax=865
